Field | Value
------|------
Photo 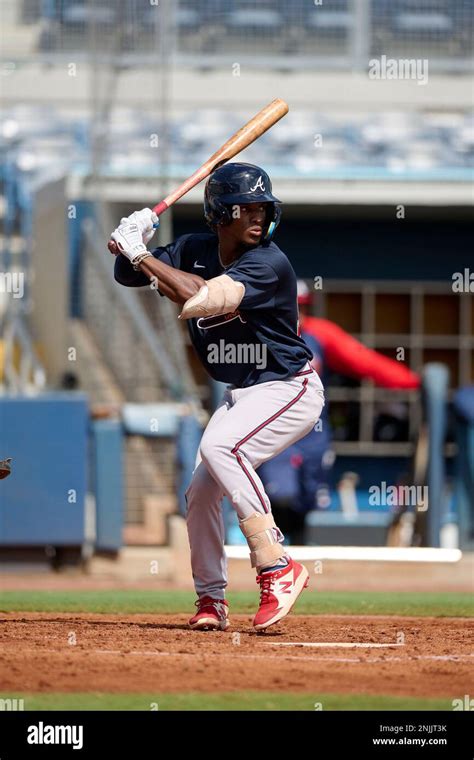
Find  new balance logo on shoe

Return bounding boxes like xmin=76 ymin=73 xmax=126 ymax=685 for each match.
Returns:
xmin=254 ymin=558 xmax=309 ymax=631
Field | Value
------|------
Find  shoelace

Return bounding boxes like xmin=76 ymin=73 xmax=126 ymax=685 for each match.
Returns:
xmin=195 ymin=598 xmax=225 ymax=613
xmin=256 ymin=573 xmax=275 ymax=603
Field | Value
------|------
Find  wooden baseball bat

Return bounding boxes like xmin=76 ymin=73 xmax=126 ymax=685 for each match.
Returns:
xmin=152 ymin=98 xmax=289 ymax=216
xmin=108 ymin=99 xmax=288 ymax=254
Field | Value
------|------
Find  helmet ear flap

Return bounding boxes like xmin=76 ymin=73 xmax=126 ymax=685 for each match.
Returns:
xmin=216 ymin=200 xmax=233 ymax=225
xmin=263 ymin=203 xmax=281 ymax=242
xmin=204 ymin=194 xmax=232 ymax=228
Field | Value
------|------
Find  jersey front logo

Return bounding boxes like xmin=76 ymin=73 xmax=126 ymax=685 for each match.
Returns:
xmin=193 ymin=261 xmax=206 ymax=269
xmin=249 ymin=176 xmax=265 ymax=193
xmin=197 ymin=310 xmax=247 ymax=330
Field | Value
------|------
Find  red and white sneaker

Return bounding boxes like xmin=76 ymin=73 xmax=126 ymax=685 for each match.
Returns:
xmin=188 ymin=596 xmax=230 ymax=631
xmin=253 ymin=558 xmax=309 ymax=631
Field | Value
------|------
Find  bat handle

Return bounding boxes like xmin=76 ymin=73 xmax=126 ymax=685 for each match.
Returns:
xmin=152 ymin=200 xmax=169 ymax=222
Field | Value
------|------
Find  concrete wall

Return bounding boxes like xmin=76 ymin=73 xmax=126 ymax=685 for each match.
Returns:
xmin=30 ymin=176 xmax=70 ymax=385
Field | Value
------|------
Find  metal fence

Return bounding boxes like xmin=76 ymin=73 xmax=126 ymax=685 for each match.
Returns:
xmin=2 ymin=0 xmax=472 ymax=71
xmin=82 ymin=217 xmax=200 ymax=404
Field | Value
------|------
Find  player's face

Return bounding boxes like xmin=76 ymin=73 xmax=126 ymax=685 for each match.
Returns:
xmin=227 ymin=203 xmax=269 ymax=246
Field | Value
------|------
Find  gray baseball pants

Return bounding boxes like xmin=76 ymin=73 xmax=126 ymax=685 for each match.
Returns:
xmin=185 ymin=363 xmax=325 ymax=599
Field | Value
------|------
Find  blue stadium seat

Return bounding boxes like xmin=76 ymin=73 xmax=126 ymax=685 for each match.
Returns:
xmin=393 ymin=12 xmax=453 ymax=37
xmin=305 ymin=0 xmax=351 ymax=36
xmin=1 ymin=107 xmax=471 ymax=181
xmin=176 ymin=8 xmax=201 ymax=32
xmin=62 ymin=2 xmax=116 ymax=26
xmin=226 ymin=8 xmax=283 ymax=34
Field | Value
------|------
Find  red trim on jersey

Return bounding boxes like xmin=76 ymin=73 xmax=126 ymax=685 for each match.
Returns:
xmin=300 ymin=316 xmax=421 ymax=389
xmin=295 ymin=367 xmax=314 ymax=377
xmin=231 ymin=378 xmax=310 ymax=513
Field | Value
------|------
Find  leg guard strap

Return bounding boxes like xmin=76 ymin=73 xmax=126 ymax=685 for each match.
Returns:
xmin=239 ymin=512 xmax=286 ymax=569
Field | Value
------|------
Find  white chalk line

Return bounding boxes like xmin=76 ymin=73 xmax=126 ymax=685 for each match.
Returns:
xmin=269 ymin=642 xmax=404 ymax=649
xmin=98 ymin=649 xmax=474 ymax=663
xmin=7 ymin=647 xmax=473 ymax=665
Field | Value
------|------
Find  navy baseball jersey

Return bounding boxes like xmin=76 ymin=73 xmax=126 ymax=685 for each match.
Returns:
xmin=114 ymin=233 xmax=313 ymax=387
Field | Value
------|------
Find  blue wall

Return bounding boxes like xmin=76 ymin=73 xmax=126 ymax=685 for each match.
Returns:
xmin=0 ymin=394 xmax=88 ymax=545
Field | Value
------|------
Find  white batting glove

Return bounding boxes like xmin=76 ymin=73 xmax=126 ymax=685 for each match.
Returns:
xmin=110 ymin=222 xmax=150 ymax=266
xmin=119 ymin=208 xmax=159 ymax=245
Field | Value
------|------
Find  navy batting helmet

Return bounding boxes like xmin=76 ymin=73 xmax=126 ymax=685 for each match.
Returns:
xmin=204 ymin=162 xmax=281 ymax=243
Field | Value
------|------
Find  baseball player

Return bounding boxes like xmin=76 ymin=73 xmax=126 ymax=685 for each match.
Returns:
xmin=109 ymin=163 xmax=325 ymax=632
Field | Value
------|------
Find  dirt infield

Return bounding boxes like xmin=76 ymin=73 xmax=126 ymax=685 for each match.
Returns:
xmin=0 ymin=612 xmax=472 ymax=699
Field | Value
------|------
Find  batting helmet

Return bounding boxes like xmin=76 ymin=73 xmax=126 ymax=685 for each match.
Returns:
xmin=204 ymin=162 xmax=282 ymax=242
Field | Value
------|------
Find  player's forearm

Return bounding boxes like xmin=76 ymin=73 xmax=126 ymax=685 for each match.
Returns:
xmin=114 ymin=251 xmax=205 ymax=302
xmin=139 ymin=256 xmax=205 ymax=304
xmin=114 ymin=254 xmax=149 ymax=287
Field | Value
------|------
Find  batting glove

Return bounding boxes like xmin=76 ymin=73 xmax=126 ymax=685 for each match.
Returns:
xmin=110 ymin=222 xmax=151 ymax=267
xmin=120 ymin=207 xmax=159 ymax=245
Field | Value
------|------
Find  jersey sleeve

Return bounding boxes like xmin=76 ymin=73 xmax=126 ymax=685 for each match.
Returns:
xmin=225 ymin=257 xmax=279 ymax=310
xmin=113 ymin=238 xmax=185 ymax=288
xmin=303 ymin=317 xmax=421 ymax=389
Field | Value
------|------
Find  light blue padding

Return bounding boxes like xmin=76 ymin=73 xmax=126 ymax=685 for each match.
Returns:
xmin=177 ymin=415 xmax=204 ymax=516
xmin=0 ymin=393 xmax=88 ymax=545
xmin=226 ymin=519 xmax=247 ymax=546
xmin=91 ymin=419 xmax=123 ymax=551
xmin=454 ymin=417 xmax=474 ymax=550
xmin=121 ymin=403 xmax=183 ymax=437
xmin=423 ymin=363 xmax=449 ymax=547
xmin=305 ymin=511 xmax=392 ymax=528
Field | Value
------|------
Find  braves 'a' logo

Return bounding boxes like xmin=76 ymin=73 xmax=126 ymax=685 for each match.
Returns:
xmin=197 ymin=310 xmax=247 ymax=330
xmin=249 ymin=175 xmax=265 ymax=193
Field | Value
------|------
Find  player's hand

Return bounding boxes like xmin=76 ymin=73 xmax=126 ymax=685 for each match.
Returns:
xmin=108 ymin=208 xmax=159 ymax=255
xmin=110 ymin=222 xmax=150 ymax=266
xmin=121 ymin=208 xmax=159 ymax=244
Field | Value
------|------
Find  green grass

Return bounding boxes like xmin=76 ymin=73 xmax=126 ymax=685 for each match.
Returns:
xmin=0 ymin=589 xmax=472 ymax=617
xmin=0 ymin=692 xmax=455 ymax=711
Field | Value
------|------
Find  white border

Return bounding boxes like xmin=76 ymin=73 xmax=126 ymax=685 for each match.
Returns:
xmin=224 ymin=546 xmax=462 ymax=563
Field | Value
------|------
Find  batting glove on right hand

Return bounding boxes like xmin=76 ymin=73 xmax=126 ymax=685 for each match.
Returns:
xmin=120 ymin=208 xmax=159 ymax=245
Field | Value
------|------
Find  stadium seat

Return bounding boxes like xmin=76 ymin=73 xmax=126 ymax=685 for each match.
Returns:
xmin=62 ymin=3 xmax=116 ymax=26
xmin=2 ymin=106 xmax=472 ymax=183
xmin=392 ymin=12 xmax=453 ymax=38
xmin=305 ymin=0 xmax=351 ymax=37
xmin=176 ymin=8 xmax=201 ymax=32
xmin=306 ymin=11 xmax=352 ymax=34
xmin=226 ymin=9 xmax=283 ymax=33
